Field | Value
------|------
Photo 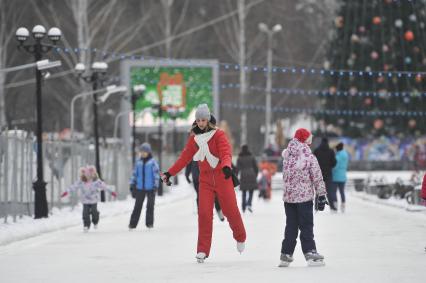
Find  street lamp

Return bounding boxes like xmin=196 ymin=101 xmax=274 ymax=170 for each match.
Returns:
xmin=259 ymin=23 xmax=282 ymax=149
xmin=152 ymin=102 xmax=164 ymax=196
xmin=131 ymin=84 xmax=146 ymax=167
xmin=16 ymin=25 xmax=62 ymax=219
xmin=75 ymin=61 xmax=109 ymax=201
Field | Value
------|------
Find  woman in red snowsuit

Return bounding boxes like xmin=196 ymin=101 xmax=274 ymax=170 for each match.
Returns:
xmin=161 ymin=104 xmax=246 ymax=263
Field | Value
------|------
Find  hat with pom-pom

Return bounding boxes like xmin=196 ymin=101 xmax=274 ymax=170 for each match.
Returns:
xmin=294 ymin=128 xmax=313 ymax=144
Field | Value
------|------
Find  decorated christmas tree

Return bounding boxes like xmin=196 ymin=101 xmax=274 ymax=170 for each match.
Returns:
xmin=322 ymin=0 xmax=426 ymax=137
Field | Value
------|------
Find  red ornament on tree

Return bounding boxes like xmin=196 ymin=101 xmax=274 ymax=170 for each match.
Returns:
xmin=373 ymin=16 xmax=381 ymax=25
xmin=415 ymin=74 xmax=422 ymax=83
xmin=404 ymin=30 xmax=414 ymax=41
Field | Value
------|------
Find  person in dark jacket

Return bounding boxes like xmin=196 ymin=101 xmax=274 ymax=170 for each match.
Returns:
xmin=128 ymin=143 xmax=160 ymax=230
xmin=236 ymin=145 xmax=259 ymax=213
xmin=314 ymin=138 xmax=337 ymax=211
xmin=185 ymin=161 xmax=224 ymax=221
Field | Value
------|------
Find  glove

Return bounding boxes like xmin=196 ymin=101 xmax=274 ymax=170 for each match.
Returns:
xmin=222 ymin=166 xmax=232 ymax=179
xmin=185 ymin=175 xmax=192 ymax=184
xmin=111 ymin=192 xmax=117 ymax=198
xmin=161 ymin=172 xmax=172 ymax=186
xmin=60 ymin=191 xmax=68 ymax=198
xmin=316 ymin=195 xmax=328 ymax=211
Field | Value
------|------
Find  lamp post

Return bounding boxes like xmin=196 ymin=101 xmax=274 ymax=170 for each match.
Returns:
xmin=152 ymin=102 xmax=164 ymax=196
xmin=131 ymin=85 xmax=146 ymax=167
xmin=16 ymin=25 xmax=62 ymax=218
xmin=75 ymin=61 xmax=109 ymax=201
xmin=258 ymin=23 xmax=282 ymax=149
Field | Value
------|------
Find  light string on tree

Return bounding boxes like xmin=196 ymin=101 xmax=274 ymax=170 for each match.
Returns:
xmin=221 ymin=102 xmax=426 ymax=117
xmin=54 ymin=46 xmax=426 ymax=78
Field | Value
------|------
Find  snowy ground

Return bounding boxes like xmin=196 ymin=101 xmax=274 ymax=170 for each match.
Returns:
xmin=1 ymin=183 xmax=425 ymax=283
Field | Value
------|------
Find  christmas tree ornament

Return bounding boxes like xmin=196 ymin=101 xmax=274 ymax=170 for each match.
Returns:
xmin=350 ymin=34 xmax=360 ymax=43
xmin=364 ymin=97 xmax=372 ymax=106
xmin=370 ymin=51 xmax=379 ymax=60
xmin=415 ymin=74 xmax=422 ymax=83
xmin=358 ymin=26 xmax=366 ymax=33
xmin=383 ymin=64 xmax=389 ymax=71
xmin=404 ymin=56 xmax=412 ymax=64
xmin=382 ymin=44 xmax=389 ymax=52
xmin=365 ymin=66 xmax=372 ymax=72
xmin=377 ymin=76 xmax=385 ymax=84
xmin=420 ymin=22 xmax=425 ymax=29
xmin=373 ymin=16 xmax=381 ymax=25
xmin=335 ymin=16 xmax=344 ymax=28
xmin=347 ymin=58 xmax=354 ymax=66
xmin=413 ymin=46 xmax=420 ymax=53
xmin=349 ymin=87 xmax=358 ymax=96
xmin=395 ymin=19 xmax=403 ymax=28
xmin=409 ymin=14 xmax=417 ymax=22
xmin=408 ymin=119 xmax=416 ymax=128
xmin=403 ymin=97 xmax=410 ymax=104
xmin=329 ymin=86 xmax=337 ymax=95
xmin=323 ymin=60 xmax=330 ymax=69
xmin=374 ymin=119 xmax=384 ymax=129
xmin=404 ymin=30 xmax=414 ymax=41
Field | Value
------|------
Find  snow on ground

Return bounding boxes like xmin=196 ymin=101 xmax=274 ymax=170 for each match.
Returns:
xmin=1 ymin=183 xmax=425 ymax=283
xmin=0 ymin=175 xmax=192 ymax=246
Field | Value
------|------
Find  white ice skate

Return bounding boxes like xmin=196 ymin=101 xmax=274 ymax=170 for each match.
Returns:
xmin=341 ymin=203 xmax=346 ymax=213
xmin=83 ymin=227 xmax=89 ymax=233
xmin=304 ymin=251 xmax=325 ymax=267
xmin=196 ymin=252 xmax=207 ymax=263
xmin=237 ymin=242 xmax=245 ymax=254
xmin=278 ymin=254 xmax=294 ymax=267
xmin=93 ymin=224 xmax=98 ymax=230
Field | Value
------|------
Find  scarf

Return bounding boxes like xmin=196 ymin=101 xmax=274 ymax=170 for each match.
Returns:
xmin=193 ymin=130 xmax=219 ymax=168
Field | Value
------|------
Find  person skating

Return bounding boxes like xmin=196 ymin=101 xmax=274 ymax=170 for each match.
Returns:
xmin=161 ymin=104 xmax=246 ymax=263
xmin=314 ymin=137 xmax=337 ymax=212
xmin=258 ymin=169 xmax=271 ymax=199
xmin=61 ymin=165 xmax=117 ymax=232
xmin=128 ymin=143 xmax=160 ymax=230
xmin=332 ymin=142 xmax=349 ymax=213
xmin=279 ymin=128 xmax=327 ymax=267
xmin=236 ymin=145 xmax=258 ymax=213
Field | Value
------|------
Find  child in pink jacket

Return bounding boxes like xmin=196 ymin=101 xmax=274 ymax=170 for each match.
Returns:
xmin=279 ymin=128 xmax=328 ymax=267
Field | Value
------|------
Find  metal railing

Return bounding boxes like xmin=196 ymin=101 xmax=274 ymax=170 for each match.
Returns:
xmin=0 ymin=130 xmax=132 ymax=223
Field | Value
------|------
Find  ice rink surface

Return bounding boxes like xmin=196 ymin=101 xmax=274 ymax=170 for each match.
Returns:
xmin=1 ymin=185 xmax=425 ymax=283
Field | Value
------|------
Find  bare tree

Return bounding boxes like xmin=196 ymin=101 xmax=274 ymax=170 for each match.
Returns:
xmin=0 ymin=0 xmax=27 ymax=128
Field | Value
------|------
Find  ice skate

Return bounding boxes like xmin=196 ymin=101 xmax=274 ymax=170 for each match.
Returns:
xmin=341 ymin=203 xmax=346 ymax=213
xmin=93 ymin=224 xmax=98 ymax=230
xmin=83 ymin=226 xmax=89 ymax=233
xmin=128 ymin=225 xmax=136 ymax=232
xmin=237 ymin=242 xmax=245 ymax=254
xmin=278 ymin=254 xmax=294 ymax=267
xmin=196 ymin=252 xmax=207 ymax=263
xmin=216 ymin=209 xmax=225 ymax=222
xmin=247 ymin=206 xmax=253 ymax=213
xmin=304 ymin=251 xmax=325 ymax=267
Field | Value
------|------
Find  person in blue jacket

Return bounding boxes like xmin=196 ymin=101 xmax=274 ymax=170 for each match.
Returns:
xmin=129 ymin=142 xmax=160 ymax=229
xmin=332 ymin=142 xmax=349 ymax=213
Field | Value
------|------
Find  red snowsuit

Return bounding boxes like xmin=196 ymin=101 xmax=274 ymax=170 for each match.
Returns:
xmin=168 ymin=129 xmax=246 ymax=256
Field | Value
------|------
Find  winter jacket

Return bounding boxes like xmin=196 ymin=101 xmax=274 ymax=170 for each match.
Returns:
xmin=332 ymin=149 xmax=349 ymax=182
xmin=130 ymin=156 xmax=160 ymax=191
xmin=168 ymin=128 xmax=232 ymax=177
xmin=236 ymin=154 xmax=258 ymax=191
xmin=314 ymin=141 xmax=337 ymax=182
xmin=282 ymin=139 xmax=326 ymax=203
xmin=421 ymin=173 xmax=426 ymax=200
xmin=66 ymin=180 xmax=111 ymax=204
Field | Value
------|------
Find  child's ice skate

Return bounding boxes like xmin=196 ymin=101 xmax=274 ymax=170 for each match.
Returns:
xmin=304 ymin=251 xmax=325 ymax=267
xmin=278 ymin=253 xmax=294 ymax=267
xmin=237 ymin=242 xmax=245 ymax=254
xmin=196 ymin=252 xmax=207 ymax=263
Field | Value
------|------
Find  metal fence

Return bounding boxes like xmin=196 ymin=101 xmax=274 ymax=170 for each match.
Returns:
xmin=0 ymin=130 xmax=132 ymax=223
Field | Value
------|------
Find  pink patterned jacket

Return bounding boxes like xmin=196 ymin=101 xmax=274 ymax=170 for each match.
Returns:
xmin=282 ymin=139 xmax=326 ymax=203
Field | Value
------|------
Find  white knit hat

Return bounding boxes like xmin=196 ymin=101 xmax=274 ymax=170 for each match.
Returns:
xmin=195 ymin=104 xmax=211 ymax=120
